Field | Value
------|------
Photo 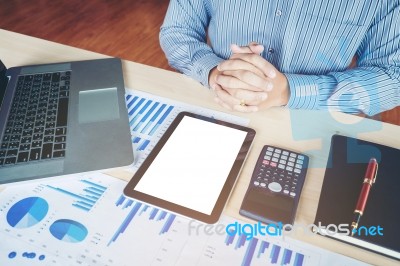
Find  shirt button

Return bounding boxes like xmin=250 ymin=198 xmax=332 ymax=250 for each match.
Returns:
xmin=268 ymin=48 xmax=274 ymax=54
xmin=276 ymin=10 xmax=282 ymax=16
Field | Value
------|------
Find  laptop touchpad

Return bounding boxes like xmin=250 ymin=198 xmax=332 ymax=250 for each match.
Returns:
xmin=78 ymin=88 xmax=120 ymax=123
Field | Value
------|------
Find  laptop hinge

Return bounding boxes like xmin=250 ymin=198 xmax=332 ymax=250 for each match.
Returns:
xmin=0 ymin=60 xmax=9 ymax=102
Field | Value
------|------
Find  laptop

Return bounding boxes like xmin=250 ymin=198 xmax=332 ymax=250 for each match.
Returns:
xmin=0 ymin=58 xmax=134 ymax=184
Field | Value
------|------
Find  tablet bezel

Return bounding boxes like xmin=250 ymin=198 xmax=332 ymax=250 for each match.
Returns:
xmin=123 ymin=111 xmax=256 ymax=224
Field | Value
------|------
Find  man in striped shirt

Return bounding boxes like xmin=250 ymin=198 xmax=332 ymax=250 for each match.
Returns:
xmin=159 ymin=0 xmax=399 ymax=116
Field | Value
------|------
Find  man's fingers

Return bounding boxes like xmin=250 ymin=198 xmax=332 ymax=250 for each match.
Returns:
xmin=231 ymin=43 xmax=264 ymax=55
xmin=218 ymin=70 xmax=273 ymax=92
xmin=215 ymin=72 xmax=262 ymax=92
xmin=229 ymin=53 xmax=277 ymax=78
xmin=213 ymin=83 xmax=267 ymax=107
xmin=231 ymin=44 xmax=253 ymax=54
xmin=214 ymin=90 xmax=259 ymax=112
xmin=217 ymin=58 xmax=265 ymax=78
xmin=247 ymin=42 xmax=264 ymax=54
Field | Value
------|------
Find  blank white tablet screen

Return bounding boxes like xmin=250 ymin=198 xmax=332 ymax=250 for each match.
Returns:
xmin=135 ymin=116 xmax=247 ymax=215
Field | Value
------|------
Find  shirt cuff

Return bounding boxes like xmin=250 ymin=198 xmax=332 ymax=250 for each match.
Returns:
xmin=190 ymin=54 xmax=224 ymax=87
xmin=285 ymin=74 xmax=320 ymax=110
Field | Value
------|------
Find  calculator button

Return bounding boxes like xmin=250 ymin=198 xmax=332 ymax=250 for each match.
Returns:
xmin=295 ymin=164 xmax=302 ymax=169
xmin=275 ymin=149 xmax=281 ymax=153
xmin=278 ymin=164 xmax=285 ymax=169
xmin=289 ymin=157 xmax=295 ymax=162
xmin=268 ymin=182 xmax=282 ymax=193
xmin=286 ymin=166 xmax=293 ymax=171
xmin=267 ymin=147 xmax=274 ymax=151
xmin=264 ymin=155 xmax=271 ymax=160
xmin=287 ymin=162 xmax=294 ymax=167
xmin=290 ymin=153 xmax=296 ymax=158
xmin=279 ymin=159 xmax=286 ymax=164
xmin=298 ymin=155 xmax=304 ymax=160
xmin=254 ymin=181 xmax=260 ymax=186
xmin=273 ymin=153 xmax=279 ymax=158
xmin=294 ymin=169 xmax=301 ymax=174
xmin=263 ymin=160 xmax=270 ymax=165
xmin=282 ymin=151 xmax=289 ymax=155
xmin=260 ymin=183 xmax=267 ymax=188
xmin=281 ymin=155 xmax=288 ymax=160
xmin=283 ymin=190 xmax=289 ymax=194
xmin=266 ymin=151 xmax=273 ymax=156
xmin=272 ymin=158 xmax=278 ymax=162
xmin=290 ymin=192 xmax=296 ymax=197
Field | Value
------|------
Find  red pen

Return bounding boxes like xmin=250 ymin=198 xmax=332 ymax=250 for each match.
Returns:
xmin=350 ymin=158 xmax=378 ymax=236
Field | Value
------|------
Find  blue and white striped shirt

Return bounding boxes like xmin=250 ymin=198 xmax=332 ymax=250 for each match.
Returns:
xmin=159 ymin=0 xmax=400 ymax=116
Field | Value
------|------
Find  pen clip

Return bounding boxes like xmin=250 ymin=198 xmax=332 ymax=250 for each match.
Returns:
xmin=372 ymin=162 xmax=378 ymax=184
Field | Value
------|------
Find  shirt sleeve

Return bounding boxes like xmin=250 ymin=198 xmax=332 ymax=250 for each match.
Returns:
xmin=159 ymin=0 xmax=223 ymax=87
xmin=286 ymin=2 xmax=400 ymax=116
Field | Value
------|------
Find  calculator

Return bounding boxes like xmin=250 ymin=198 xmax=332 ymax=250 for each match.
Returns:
xmin=239 ymin=145 xmax=309 ymax=225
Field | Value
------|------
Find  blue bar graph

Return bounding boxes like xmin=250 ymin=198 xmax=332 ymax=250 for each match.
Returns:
xmin=126 ymin=95 xmax=138 ymax=110
xmin=149 ymin=105 xmax=174 ymax=136
xmin=149 ymin=208 xmax=159 ymax=220
xmin=225 ymin=231 xmax=235 ymax=246
xmin=271 ymin=245 xmax=281 ymax=264
xmin=282 ymin=249 xmax=293 ymax=265
xmin=242 ymin=237 xmax=258 ymax=266
xmin=130 ymin=100 xmax=152 ymax=127
xmin=128 ymin=98 xmax=145 ymax=117
xmin=223 ymin=233 xmax=305 ymax=266
xmin=108 ymin=202 xmax=142 ymax=246
xmin=138 ymin=139 xmax=150 ymax=151
xmin=294 ymin=253 xmax=304 ymax=266
xmin=80 ymin=180 xmax=107 ymax=191
xmin=116 ymin=195 xmax=126 ymax=206
xmin=139 ymin=205 xmax=150 ymax=215
xmin=160 ymin=214 xmax=176 ymax=235
xmin=157 ymin=210 xmax=167 ymax=221
xmin=235 ymin=234 xmax=247 ymax=249
xmin=109 ymin=195 xmax=177 ymax=245
xmin=141 ymin=103 xmax=166 ymax=134
xmin=123 ymin=199 xmax=134 ymax=209
xmin=257 ymin=240 xmax=269 ymax=258
xmin=46 ymin=179 xmax=107 ymax=211
xmin=83 ymin=189 xmax=102 ymax=197
xmin=133 ymin=102 xmax=159 ymax=131
xmin=126 ymin=94 xmax=176 ymax=154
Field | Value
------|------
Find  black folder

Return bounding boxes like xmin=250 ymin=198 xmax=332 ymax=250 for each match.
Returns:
xmin=314 ymin=134 xmax=400 ymax=260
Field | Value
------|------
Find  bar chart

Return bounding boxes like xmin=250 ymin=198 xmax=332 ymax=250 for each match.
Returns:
xmin=126 ymin=94 xmax=175 ymax=154
xmin=224 ymin=232 xmax=305 ymax=266
xmin=124 ymin=90 xmax=249 ymax=170
xmin=0 ymin=172 xmax=368 ymax=266
xmin=174 ymin=216 xmax=319 ymax=266
xmin=46 ymin=178 xmax=107 ymax=212
xmin=108 ymin=195 xmax=176 ymax=246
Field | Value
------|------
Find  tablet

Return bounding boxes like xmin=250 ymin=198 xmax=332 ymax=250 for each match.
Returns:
xmin=123 ymin=112 xmax=256 ymax=224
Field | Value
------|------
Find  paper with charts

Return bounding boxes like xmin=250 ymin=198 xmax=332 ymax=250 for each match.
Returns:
xmin=0 ymin=172 xmax=369 ymax=266
xmin=124 ymin=89 xmax=249 ymax=171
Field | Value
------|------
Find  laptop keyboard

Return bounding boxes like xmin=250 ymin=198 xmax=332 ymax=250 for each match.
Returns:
xmin=0 ymin=71 xmax=70 ymax=167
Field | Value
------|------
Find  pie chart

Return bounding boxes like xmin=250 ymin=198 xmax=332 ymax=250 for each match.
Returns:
xmin=6 ymin=197 xmax=49 ymax=228
xmin=49 ymin=219 xmax=88 ymax=243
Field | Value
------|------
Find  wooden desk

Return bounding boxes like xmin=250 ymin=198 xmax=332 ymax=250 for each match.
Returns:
xmin=1 ymin=29 xmax=399 ymax=265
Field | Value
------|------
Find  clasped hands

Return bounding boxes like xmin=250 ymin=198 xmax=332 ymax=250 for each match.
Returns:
xmin=209 ymin=43 xmax=290 ymax=112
